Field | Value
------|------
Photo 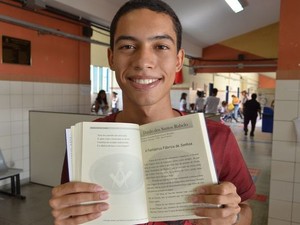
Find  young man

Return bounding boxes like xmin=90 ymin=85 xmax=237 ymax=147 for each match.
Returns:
xmin=49 ymin=1 xmax=255 ymax=225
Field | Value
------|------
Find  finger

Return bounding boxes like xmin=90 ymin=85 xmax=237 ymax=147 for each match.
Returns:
xmin=54 ymin=212 xmax=102 ymax=225
xmin=52 ymin=202 xmax=109 ymax=220
xmin=190 ymin=212 xmax=239 ymax=225
xmin=194 ymin=205 xmax=240 ymax=218
xmin=195 ymin=206 xmax=241 ymax=221
xmin=191 ymin=192 xmax=241 ymax=206
xmin=196 ymin=182 xmax=236 ymax=195
xmin=54 ymin=211 xmax=102 ymax=225
xmin=51 ymin=182 xmax=104 ymax=197
xmin=49 ymin=190 xmax=109 ymax=209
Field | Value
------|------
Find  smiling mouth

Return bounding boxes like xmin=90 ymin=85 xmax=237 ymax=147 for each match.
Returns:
xmin=131 ymin=78 xmax=160 ymax=85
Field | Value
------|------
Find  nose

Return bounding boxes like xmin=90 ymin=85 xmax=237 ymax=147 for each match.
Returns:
xmin=133 ymin=46 xmax=155 ymax=70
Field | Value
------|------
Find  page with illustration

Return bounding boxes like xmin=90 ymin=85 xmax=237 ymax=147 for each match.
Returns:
xmin=140 ymin=113 xmax=218 ymax=221
xmin=79 ymin=122 xmax=149 ymax=225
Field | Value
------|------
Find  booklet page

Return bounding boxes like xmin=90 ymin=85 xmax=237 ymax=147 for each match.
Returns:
xmin=79 ymin=122 xmax=149 ymax=225
xmin=140 ymin=113 xmax=217 ymax=221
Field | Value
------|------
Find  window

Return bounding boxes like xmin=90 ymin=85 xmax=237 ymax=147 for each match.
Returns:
xmin=2 ymin=35 xmax=31 ymax=65
xmin=90 ymin=65 xmax=113 ymax=94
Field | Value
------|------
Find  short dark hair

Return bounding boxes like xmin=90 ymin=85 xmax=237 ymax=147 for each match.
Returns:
xmin=110 ymin=0 xmax=182 ymax=52
xmin=197 ymin=90 xmax=205 ymax=97
xmin=251 ymin=93 xmax=257 ymax=99
xmin=212 ymin=88 xmax=218 ymax=95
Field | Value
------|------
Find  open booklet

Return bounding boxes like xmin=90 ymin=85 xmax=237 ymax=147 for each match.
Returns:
xmin=66 ymin=113 xmax=218 ymax=225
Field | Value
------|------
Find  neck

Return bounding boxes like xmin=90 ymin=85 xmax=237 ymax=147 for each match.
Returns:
xmin=116 ymin=105 xmax=181 ymax=125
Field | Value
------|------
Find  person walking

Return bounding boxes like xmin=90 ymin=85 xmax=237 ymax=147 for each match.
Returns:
xmin=244 ymin=93 xmax=262 ymax=137
xmin=231 ymin=94 xmax=240 ymax=121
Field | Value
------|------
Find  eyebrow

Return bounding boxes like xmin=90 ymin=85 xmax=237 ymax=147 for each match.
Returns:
xmin=115 ymin=34 xmax=175 ymax=45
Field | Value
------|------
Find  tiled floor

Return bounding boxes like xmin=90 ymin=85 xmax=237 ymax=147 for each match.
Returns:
xmin=0 ymin=183 xmax=54 ymax=225
xmin=0 ymin=119 xmax=272 ymax=225
xmin=229 ymin=119 xmax=272 ymax=225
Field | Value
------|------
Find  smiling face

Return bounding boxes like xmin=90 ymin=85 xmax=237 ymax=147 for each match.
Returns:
xmin=108 ymin=9 xmax=184 ymax=111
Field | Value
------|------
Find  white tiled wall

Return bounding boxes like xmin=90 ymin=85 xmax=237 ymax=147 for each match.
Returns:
xmin=0 ymin=80 xmax=91 ymax=187
xmin=268 ymin=80 xmax=300 ymax=225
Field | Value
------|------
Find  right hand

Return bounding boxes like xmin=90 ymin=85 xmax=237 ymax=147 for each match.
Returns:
xmin=49 ymin=181 xmax=109 ymax=225
xmin=189 ymin=182 xmax=242 ymax=225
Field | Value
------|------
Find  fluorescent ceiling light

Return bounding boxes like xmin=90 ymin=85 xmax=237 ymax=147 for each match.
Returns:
xmin=225 ymin=0 xmax=245 ymax=13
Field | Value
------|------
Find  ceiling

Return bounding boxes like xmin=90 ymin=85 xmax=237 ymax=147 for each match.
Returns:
xmin=40 ymin=0 xmax=281 ymax=58
xmin=21 ymin=0 xmax=279 ymax=79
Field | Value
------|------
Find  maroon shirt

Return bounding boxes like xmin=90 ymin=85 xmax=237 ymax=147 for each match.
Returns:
xmin=61 ymin=112 xmax=255 ymax=225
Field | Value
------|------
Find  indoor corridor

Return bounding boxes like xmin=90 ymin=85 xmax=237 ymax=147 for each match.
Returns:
xmin=0 ymin=119 xmax=272 ymax=225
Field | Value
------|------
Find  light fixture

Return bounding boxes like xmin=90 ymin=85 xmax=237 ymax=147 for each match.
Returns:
xmin=225 ymin=0 xmax=248 ymax=13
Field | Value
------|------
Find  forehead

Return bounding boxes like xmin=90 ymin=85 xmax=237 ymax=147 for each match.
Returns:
xmin=115 ymin=8 xmax=176 ymax=39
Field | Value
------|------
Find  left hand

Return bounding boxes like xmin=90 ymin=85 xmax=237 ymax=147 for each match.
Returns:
xmin=189 ymin=181 xmax=241 ymax=225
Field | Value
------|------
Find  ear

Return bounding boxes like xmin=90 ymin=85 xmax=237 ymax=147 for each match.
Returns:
xmin=107 ymin=48 xmax=115 ymax=70
xmin=175 ymin=48 xmax=185 ymax=72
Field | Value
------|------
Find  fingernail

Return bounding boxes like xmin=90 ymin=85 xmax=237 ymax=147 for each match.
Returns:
xmin=94 ymin=185 xmax=104 ymax=191
xmin=100 ymin=203 xmax=109 ymax=211
xmin=100 ymin=192 xmax=109 ymax=200
xmin=189 ymin=195 xmax=198 ymax=203
xmin=196 ymin=187 xmax=205 ymax=194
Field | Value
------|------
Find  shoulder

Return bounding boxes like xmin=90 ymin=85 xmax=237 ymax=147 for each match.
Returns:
xmin=206 ymin=119 xmax=231 ymax=138
xmin=206 ymin=96 xmax=212 ymax=101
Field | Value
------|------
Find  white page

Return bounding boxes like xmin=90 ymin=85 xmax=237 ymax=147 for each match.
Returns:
xmin=72 ymin=123 xmax=83 ymax=181
xmin=140 ymin=113 xmax=218 ymax=221
xmin=65 ymin=128 xmax=72 ymax=180
xmin=79 ymin=122 xmax=148 ymax=225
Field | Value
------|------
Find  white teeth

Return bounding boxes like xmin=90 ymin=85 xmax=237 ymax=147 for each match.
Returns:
xmin=133 ymin=79 xmax=157 ymax=84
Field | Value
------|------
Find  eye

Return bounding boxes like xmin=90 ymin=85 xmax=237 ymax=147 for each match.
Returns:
xmin=155 ymin=44 xmax=169 ymax=50
xmin=119 ymin=44 xmax=135 ymax=50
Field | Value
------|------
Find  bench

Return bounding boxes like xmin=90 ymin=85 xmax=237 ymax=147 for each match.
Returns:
xmin=0 ymin=150 xmax=25 ymax=199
